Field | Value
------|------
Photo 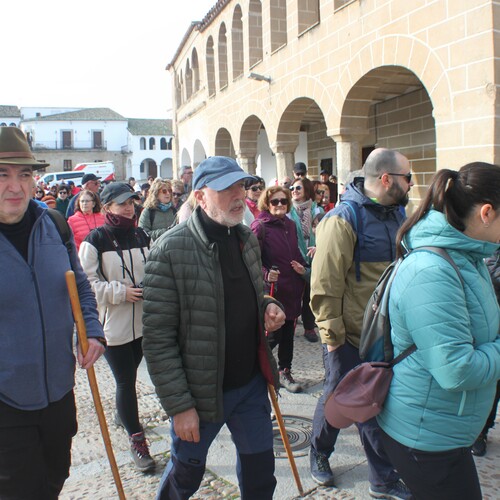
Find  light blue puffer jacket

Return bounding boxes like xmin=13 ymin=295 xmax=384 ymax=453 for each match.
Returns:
xmin=377 ymin=210 xmax=500 ymax=451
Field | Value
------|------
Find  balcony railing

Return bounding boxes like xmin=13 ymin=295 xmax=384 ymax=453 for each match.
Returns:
xmin=32 ymin=140 xmax=108 ymax=151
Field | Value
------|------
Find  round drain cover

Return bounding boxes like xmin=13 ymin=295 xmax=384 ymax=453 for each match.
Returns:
xmin=272 ymin=415 xmax=313 ymax=458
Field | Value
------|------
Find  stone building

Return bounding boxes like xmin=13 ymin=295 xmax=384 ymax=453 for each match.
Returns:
xmin=168 ymin=0 xmax=499 ymax=209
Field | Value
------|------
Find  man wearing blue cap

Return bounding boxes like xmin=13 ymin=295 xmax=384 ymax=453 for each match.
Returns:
xmin=143 ymin=156 xmax=285 ymax=499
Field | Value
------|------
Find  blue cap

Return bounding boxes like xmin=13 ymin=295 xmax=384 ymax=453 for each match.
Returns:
xmin=193 ymin=156 xmax=256 ymax=191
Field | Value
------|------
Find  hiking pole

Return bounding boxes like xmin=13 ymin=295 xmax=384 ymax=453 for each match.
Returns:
xmin=65 ymin=271 xmax=126 ymax=500
xmin=266 ymin=265 xmax=304 ymax=496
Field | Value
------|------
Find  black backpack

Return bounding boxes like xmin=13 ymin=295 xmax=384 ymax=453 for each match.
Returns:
xmin=359 ymin=246 xmax=464 ymax=362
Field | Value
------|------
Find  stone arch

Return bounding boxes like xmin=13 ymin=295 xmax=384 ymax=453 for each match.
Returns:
xmin=329 ymin=35 xmax=452 ymax=135
xmin=215 ymin=128 xmax=236 ymax=157
xmin=185 ymin=59 xmax=193 ymax=100
xmin=193 ymin=139 xmax=206 ymax=167
xmin=232 ymin=4 xmax=244 ymax=80
xmin=160 ymin=158 xmax=173 ymax=179
xmin=206 ymin=36 xmax=216 ymax=97
xmin=192 ymin=48 xmax=200 ymax=93
xmin=181 ymin=148 xmax=192 ymax=168
xmin=248 ymin=0 xmax=263 ymax=68
xmin=218 ymin=23 xmax=228 ymax=89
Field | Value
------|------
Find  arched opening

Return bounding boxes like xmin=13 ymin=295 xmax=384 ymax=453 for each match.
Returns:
xmin=181 ymin=148 xmax=192 ymax=170
xmin=206 ymin=37 xmax=216 ymax=97
xmin=160 ymin=158 xmax=173 ymax=178
xmin=270 ymin=0 xmax=287 ymax=52
xmin=218 ymin=23 xmax=228 ymax=89
xmin=248 ymin=0 xmax=263 ymax=68
xmin=185 ymin=59 xmax=193 ymax=100
xmin=232 ymin=5 xmax=244 ymax=80
xmin=160 ymin=138 xmax=167 ymax=150
xmin=193 ymin=139 xmax=207 ymax=168
xmin=140 ymin=158 xmax=158 ymax=179
xmin=192 ymin=48 xmax=200 ymax=93
xmin=149 ymin=137 xmax=156 ymax=150
xmin=140 ymin=137 xmax=146 ymax=150
xmin=215 ymin=128 xmax=236 ymax=157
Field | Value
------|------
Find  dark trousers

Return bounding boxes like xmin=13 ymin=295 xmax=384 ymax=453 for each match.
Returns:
xmin=380 ymin=430 xmax=482 ymax=500
xmin=311 ymin=342 xmax=399 ymax=487
xmin=104 ymin=337 xmax=143 ymax=435
xmin=0 ymin=391 xmax=77 ymax=500
xmin=301 ymin=282 xmax=316 ymax=330
xmin=157 ymin=373 xmax=276 ymax=500
xmin=267 ymin=319 xmax=296 ymax=371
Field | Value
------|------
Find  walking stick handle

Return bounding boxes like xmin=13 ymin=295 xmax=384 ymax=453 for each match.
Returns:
xmin=65 ymin=271 xmax=126 ymax=500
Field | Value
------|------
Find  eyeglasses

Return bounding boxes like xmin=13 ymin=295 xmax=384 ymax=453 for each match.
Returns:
xmin=269 ymin=198 xmax=288 ymax=207
xmin=172 ymin=192 xmax=182 ymax=197
xmin=250 ymin=186 xmax=263 ymax=192
xmin=383 ymin=172 xmax=412 ymax=183
xmin=315 ymin=190 xmax=325 ymax=195
xmin=290 ymin=185 xmax=302 ymax=191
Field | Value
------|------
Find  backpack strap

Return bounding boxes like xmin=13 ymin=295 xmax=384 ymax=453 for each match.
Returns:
xmin=149 ymin=208 xmax=156 ymax=228
xmin=340 ymin=200 xmax=363 ymax=282
xmin=47 ymin=208 xmax=73 ymax=257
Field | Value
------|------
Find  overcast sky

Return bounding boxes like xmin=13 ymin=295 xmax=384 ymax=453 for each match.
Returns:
xmin=2 ymin=0 xmax=216 ymax=119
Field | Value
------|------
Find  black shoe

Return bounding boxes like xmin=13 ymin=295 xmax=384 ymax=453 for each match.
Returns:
xmin=304 ymin=329 xmax=319 ymax=342
xmin=369 ymin=480 xmax=413 ymax=500
xmin=471 ymin=433 xmax=487 ymax=457
xmin=309 ymin=447 xmax=335 ymax=486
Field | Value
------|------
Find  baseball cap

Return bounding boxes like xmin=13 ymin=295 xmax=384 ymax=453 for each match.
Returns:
xmin=320 ymin=169 xmax=329 ymax=175
xmin=193 ymin=156 xmax=256 ymax=191
xmin=100 ymin=182 xmax=140 ymax=205
xmin=82 ymin=173 xmax=101 ymax=185
xmin=293 ymin=162 xmax=307 ymax=174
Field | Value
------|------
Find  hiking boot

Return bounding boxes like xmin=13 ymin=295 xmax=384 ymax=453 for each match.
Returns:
xmin=279 ymin=369 xmax=303 ymax=393
xmin=369 ymin=480 xmax=413 ymax=500
xmin=129 ymin=431 xmax=155 ymax=472
xmin=309 ymin=447 xmax=335 ymax=486
xmin=471 ymin=433 xmax=487 ymax=457
xmin=304 ymin=329 xmax=319 ymax=342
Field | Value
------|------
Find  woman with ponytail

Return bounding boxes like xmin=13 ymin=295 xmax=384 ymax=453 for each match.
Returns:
xmin=79 ymin=182 xmax=155 ymax=473
xmin=377 ymin=163 xmax=500 ymax=499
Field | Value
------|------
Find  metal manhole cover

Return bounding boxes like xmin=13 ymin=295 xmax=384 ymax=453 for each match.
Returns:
xmin=272 ymin=415 xmax=313 ymax=458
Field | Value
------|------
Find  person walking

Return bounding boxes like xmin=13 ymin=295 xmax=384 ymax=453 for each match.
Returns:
xmin=138 ymin=178 xmax=177 ymax=241
xmin=289 ymin=176 xmax=322 ymax=342
xmin=79 ymin=182 xmax=155 ymax=472
xmin=377 ymin=163 xmax=500 ymax=499
xmin=251 ymin=185 xmax=307 ymax=393
xmin=309 ymin=148 xmax=413 ymax=500
xmin=67 ymin=189 xmax=105 ymax=251
xmin=0 ymin=126 xmax=105 ymax=499
xmin=142 ymin=156 xmax=285 ymax=500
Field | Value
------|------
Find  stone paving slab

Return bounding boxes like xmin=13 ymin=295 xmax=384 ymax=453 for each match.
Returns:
xmin=61 ymin=326 xmax=500 ymax=499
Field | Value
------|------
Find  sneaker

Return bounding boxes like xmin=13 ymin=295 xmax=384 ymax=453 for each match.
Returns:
xmin=304 ymin=329 xmax=319 ymax=342
xmin=309 ymin=447 xmax=335 ymax=486
xmin=369 ymin=480 xmax=413 ymax=500
xmin=129 ymin=431 xmax=155 ymax=472
xmin=279 ymin=368 xmax=303 ymax=393
xmin=471 ymin=433 xmax=487 ymax=457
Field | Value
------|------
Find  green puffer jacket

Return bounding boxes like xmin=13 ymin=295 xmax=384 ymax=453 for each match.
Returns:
xmin=142 ymin=206 xmax=279 ymax=422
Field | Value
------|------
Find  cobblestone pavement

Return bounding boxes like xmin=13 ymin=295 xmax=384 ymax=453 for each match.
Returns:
xmin=61 ymin=325 xmax=500 ymax=499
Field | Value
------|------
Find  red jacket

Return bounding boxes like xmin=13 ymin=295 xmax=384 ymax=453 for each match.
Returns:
xmin=67 ymin=211 xmax=105 ymax=250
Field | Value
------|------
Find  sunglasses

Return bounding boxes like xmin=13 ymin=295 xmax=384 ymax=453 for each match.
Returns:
xmin=160 ymin=188 xmax=171 ymax=194
xmin=172 ymin=192 xmax=182 ymax=197
xmin=35 ymin=190 xmax=44 ymax=194
xmin=315 ymin=190 xmax=325 ymax=195
xmin=249 ymin=185 xmax=263 ymax=192
xmin=384 ymin=172 xmax=412 ymax=183
xmin=290 ymin=185 xmax=302 ymax=191
xmin=59 ymin=191 xmax=68 ymax=195
xmin=269 ymin=198 xmax=288 ymax=207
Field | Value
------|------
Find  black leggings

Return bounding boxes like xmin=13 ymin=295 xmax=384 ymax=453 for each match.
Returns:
xmin=380 ymin=430 xmax=482 ymax=500
xmin=104 ymin=337 xmax=143 ymax=436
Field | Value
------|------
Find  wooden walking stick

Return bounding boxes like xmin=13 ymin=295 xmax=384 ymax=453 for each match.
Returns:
xmin=268 ymin=383 xmax=304 ymax=496
xmin=267 ymin=265 xmax=304 ymax=496
xmin=65 ymin=271 xmax=126 ymax=500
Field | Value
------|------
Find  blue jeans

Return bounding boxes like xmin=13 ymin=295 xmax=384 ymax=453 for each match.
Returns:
xmin=157 ymin=373 xmax=276 ymax=500
xmin=311 ymin=342 xmax=400 ymax=487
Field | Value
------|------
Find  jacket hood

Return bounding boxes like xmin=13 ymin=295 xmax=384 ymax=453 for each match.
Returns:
xmin=406 ymin=209 xmax=499 ymax=259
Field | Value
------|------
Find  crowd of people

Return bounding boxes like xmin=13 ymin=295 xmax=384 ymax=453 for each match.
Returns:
xmin=1 ymin=124 xmax=498 ymax=500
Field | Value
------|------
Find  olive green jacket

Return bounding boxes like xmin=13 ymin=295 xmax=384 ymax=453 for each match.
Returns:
xmin=142 ymin=207 xmax=279 ymax=422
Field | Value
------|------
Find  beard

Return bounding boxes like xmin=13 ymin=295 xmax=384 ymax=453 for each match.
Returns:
xmin=204 ymin=199 xmax=246 ymax=227
xmin=388 ymin=182 xmax=410 ymax=207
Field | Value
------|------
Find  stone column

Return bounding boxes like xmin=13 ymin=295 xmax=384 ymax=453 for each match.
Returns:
xmin=332 ymin=136 xmax=363 ymax=185
xmin=237 ymin=153 xmax=257 ymax=175
xmin=271 ymin=141 xmax=297 ymax=181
